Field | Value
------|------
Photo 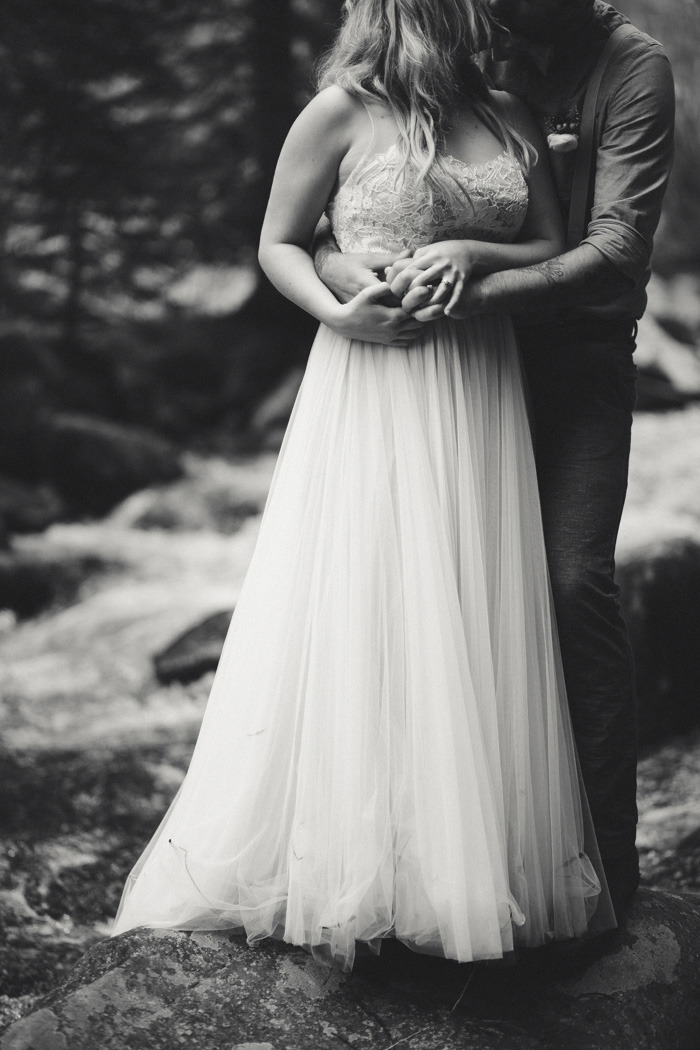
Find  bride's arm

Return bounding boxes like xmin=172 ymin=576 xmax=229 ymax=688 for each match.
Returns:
xmin=388 ymin=93 xmax=565 ymax=317
xmin=259 ymin=87 xmax=360 ymax=325
xmin=259 ymin=87 xmax=422 ymax=345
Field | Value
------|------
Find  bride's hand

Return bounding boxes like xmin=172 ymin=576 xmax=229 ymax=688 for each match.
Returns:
xmin=389 ymin=241 xmax=476 ymax=318
xmin=329 ymin=283 xmax=426 ymax=345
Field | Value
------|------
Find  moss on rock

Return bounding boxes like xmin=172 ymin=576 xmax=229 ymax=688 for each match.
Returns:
xmin=2 ymin=890 xmax=700 ymax=1050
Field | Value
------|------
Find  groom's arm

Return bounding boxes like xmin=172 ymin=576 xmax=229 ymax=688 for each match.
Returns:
xmin=460 ymin=45 xmax=674 ymax=317
xmin=312 ymin=219 xmax=426 ymax=343
xmin=411 ymin=41 xmax=675 ymax=321
xmin=452 ymin=243 xmax=630 ymax=316
xmin=312 ymin=216 xmax=405 ymax=303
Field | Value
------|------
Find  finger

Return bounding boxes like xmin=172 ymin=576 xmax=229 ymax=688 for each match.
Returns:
xmin=444 ymin=275 xmax=464 ymax=315
xmin=391 ymin=260 xmax=433 ymax=291
xmin=356 ymin=281 xmax=392 ymax=302
xmin=383 ymin=310 xmax=424 ymax=332
xmin=387 ymin=310 xmax=424 ymax=327
xmin=386 ymin=258 xmax=417 ymax=283
xmin=413 ymin=304 xmax=445 ymax=323
xmin=412 ymin=244 xmax=438 ymax=260
xmin=408 ymin=263 xmax=449 ymax=290
xmin=359 ymin=253 xmax=406 ymax=272
xmin=390 ymin=270 xmax=422 ymax=300
xmin=401 ymin=286 xmax=433 ymax=313
xmin=429 ymin=279 xmax=453 ymax=305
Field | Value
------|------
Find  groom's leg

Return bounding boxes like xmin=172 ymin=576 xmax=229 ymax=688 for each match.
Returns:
xmin=519 ymin=328 xmax=639 ymax=917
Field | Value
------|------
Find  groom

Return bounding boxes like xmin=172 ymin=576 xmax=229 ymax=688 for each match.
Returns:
xmin=314 ymin=0 xmax=675 ymax=921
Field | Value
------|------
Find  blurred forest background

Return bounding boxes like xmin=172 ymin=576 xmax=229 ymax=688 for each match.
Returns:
xmin=0 ymin=0 xmax=699 ymax=511
xmin=1 ymin=0 xmax=700 ymax=1032
xmin=0 ymin=0 xmax=341 ymax=521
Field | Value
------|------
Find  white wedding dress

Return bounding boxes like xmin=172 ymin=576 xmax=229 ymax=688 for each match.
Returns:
xmin=112 ymin=134 xmax=615 ymax=970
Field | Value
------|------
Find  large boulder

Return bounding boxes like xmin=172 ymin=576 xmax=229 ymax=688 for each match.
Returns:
xmin=154 ymin=609 xmax=233 ymax=684
xmin=634 ymin=314 xmax=700 ymax=411
xmin=0 ymin=476 xmax=65 ymax=538
xmin=1 ymin=889 xmax=698 ymax=1050
xmin=617 ymin=522 xmax=700 ymax=742
xmin=0 ymin=548 xmax=114 ymax=618
xmin=107 ymin=454 xmax=273 ymax=535
xmin=38 ymin=414 xmax=183 ymax=515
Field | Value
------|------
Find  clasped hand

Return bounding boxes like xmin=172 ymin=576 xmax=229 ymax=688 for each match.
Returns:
xmin=385 ymin=241 xmax=474 ymax=321
xmin=321 ymin=243 xmax=475 ymax=345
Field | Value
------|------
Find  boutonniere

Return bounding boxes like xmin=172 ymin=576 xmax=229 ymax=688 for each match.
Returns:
xmin=544 ymin=107 xmax=580 ymax=153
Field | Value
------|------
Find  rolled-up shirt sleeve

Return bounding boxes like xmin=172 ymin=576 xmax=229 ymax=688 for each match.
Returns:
xmin=581 ymin=43 xmax=675 ymax=283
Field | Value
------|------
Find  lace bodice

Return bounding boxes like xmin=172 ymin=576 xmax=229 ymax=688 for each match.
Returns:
xmin=329 ymin=144 xmax=528 ymax=254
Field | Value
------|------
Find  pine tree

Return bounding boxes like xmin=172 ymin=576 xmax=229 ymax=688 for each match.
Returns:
xmin=0 ymin=0 xmax=344 ymax=430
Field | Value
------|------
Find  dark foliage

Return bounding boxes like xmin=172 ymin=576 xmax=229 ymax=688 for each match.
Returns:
xmin=0 ymin=0 xmax=342 ymax=456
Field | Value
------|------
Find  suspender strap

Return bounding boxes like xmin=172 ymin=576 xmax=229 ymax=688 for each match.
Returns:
xmin=566 ymin=23 xmax=638 ymax=251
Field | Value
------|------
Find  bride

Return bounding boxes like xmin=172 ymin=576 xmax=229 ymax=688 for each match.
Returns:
xmin=112 ymin=0 xmax=615 ymax=970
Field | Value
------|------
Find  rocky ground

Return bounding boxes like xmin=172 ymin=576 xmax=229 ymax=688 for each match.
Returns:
xmin=4 ymin=889 xmax=700 ymax=1050
xmin=1 ymin=410 xmax=700 ymax=1036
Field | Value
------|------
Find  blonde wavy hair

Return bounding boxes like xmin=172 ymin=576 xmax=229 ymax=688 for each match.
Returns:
xmin=317 ymin=0 xmax=536 ymax=203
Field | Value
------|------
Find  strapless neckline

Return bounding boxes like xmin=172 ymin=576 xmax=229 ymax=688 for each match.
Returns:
xmin=329 ymin=138 xmax=528 ymax=256
xmin=341 ymin=142 xmax=516 ymax=193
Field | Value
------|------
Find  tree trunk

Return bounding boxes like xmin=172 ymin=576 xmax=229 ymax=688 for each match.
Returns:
xmin=62 ymin=200 xmax=84 ymax=357
xmin=247 ymin=0 xmax=299 ymax=232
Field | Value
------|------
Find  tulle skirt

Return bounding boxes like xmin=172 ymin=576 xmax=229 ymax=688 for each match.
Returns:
xmin=112 ymin=315 xmax=615 ymax=970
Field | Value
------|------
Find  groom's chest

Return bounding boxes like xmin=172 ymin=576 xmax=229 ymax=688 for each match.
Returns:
xmin=485 ymin=49 xmax=604 ymax=220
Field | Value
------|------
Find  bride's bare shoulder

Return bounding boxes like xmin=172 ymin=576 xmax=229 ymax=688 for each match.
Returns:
xmin=291 ymin=86 xmax=366 ymax=149
xmin=305 ymin=86 xmax=366 ymax=126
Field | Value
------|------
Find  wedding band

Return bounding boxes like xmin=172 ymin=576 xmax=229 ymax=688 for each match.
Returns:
xmin=438 ymin=278 xmax=453 ymax=289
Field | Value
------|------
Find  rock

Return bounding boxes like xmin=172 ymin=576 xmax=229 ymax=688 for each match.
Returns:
xmin=0 ymin=554 xmax=57 ymax=618
xmin=107 ymin=453 xmax=273 ymax=535
xmin=634 ymin=314 xmax=700 ymax=411
xmin=153 ymin=609 xmax=233 ymax=684
xmin=39 ymin=414 xmax=183 ymax=515
xmin=0 ymin=476 xmax=65 ymax=537
xmin=646 ymin=273 xmax=700 ymax=346
xmin=617 ymin=527 xmax=700 ymax=741
xmin=637 ymin=734 xmax=700 ymax=892
xmin=0 ymin=550 xmax=113 ymax=619
xmin=2 ymin=889 xmax=699 ymax=1050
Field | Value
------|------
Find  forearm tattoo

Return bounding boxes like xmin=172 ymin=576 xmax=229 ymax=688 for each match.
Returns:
xmin=529 ymin=259 xmax=567 ymax=287
xmin=481 ymin=245 xmax=629 ymax=313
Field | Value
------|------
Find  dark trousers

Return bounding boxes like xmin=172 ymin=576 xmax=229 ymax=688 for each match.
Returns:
xmin=518 ymin=324 xmax=640 ymax=903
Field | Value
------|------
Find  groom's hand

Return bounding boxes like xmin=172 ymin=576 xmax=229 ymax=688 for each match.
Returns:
xmin=388 ymin=261 xmax=447 ymax=320
xmin=409 ymin=281 xmax=484 ymax=322
xmin=388 ymin=242 xmax=478 ymax=320
xmin=317 ymin=249 xmax=411 ymax=305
